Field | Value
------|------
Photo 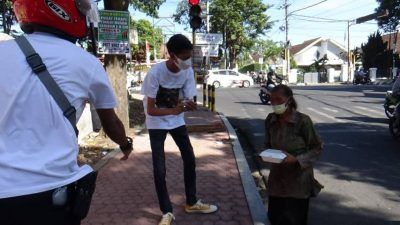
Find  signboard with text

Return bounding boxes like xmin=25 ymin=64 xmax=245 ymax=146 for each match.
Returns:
xmin=185 ymin=33 xmax=223 ymax=45
xmin=98 ymin=10 xmax=130 ymax=55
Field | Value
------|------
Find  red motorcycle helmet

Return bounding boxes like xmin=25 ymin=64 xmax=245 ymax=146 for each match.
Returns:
xmin=13 ymin=0 xmax=92 ymax=39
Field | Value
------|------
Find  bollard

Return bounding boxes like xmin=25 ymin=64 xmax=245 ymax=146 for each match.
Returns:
xmin=203 ymin=83 xmax=207 ymax=107
xmin=207 ymin=85 xmax=212 ymax=109
xmin=211 ymin=85 xmax=216 ymax=112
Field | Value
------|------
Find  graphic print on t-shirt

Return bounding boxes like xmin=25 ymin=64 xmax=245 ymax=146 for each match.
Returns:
xmin=155 ymin=85 xmax=180 ymax=108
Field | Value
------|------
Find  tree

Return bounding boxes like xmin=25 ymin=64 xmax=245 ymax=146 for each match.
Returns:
xmin=131 ymin=19 xmax=164 ymax=60
xmin=376 ymin=0 xmax=400 ymax=32
xmin=102 ymin=0 xmax=165 ymax=129
xmin=361 ymin=31 xmax=399 ymax=72
xmin=174 ymin=0 xmax=272 ymax=68
xmin=209 ymin=0 xmax=271 ymax=68
xmin=253 ymin=39 xmax=283 ymax=62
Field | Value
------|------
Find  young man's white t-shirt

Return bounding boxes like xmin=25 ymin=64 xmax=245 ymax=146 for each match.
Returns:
xmin=0 ymin=33 xmax=117 ymax=198
xmin=141 ymin=61 xmax=197 ymax=130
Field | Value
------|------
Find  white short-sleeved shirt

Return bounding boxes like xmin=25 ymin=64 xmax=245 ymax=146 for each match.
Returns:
xmin=141 ymin=61 xmax=197 ymax=130
xmin=0 ymin=33 xmax=117 ymax=198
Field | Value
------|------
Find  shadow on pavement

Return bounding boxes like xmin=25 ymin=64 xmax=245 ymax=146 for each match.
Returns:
xmin=82 ymin=132 xmax=254 ymax=225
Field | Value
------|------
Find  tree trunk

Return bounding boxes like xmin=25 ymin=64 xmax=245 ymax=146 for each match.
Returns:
xmin=103 ymin=0 xmax=130 ymax=129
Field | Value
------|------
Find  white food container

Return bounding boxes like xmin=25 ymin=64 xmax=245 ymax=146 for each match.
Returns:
xmin=259 ymin=149 xmax=287 ymax=163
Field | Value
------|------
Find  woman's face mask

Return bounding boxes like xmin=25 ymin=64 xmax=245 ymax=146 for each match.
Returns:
xmin=272 ymin=102 xmax=288 ymax=115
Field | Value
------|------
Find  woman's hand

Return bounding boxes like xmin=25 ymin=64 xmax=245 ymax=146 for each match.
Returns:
xmin=282 ymin=151 xmax=299 ymax=166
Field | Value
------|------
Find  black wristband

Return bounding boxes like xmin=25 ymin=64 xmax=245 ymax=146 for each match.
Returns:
xmin=120 ymin=137 xmax=133 ymax=152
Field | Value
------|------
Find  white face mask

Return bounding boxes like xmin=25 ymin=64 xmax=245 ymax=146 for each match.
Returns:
xmin=175 ymin=57 xmax=192 ymax=70
xmin=272 ymin=102 xmax=288 ymax=115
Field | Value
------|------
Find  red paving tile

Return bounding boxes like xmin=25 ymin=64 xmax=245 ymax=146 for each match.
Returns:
xmin=82 ymin=131 xmax=253 ymax=225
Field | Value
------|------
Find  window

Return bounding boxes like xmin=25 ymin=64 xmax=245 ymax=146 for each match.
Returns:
xmin=218 ymin=71 xmax=228 ymax=75
xmin=228 ymin=71 xmax=238 ymax=76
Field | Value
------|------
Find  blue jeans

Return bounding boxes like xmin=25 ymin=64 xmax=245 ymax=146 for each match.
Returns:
xmin=148 ymin=125 xmax=197 ymax=214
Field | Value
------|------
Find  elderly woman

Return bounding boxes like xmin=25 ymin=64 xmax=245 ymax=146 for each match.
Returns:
xmin=264 ymin=85 xmax=323 ymax=225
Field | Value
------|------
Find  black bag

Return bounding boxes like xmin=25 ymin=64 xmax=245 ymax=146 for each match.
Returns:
xmin=155 ymin=85 xmax=180 ymax=108
xmin=71 ymin=171 xmax=98 ymax=220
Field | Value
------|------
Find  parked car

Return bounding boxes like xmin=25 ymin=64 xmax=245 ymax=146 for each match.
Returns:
xmin=204 ymin=69 xmax=254 ymax=88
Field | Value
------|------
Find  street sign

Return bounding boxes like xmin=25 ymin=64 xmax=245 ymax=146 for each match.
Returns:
xmin=186 ymin=33 xmax=223 ymax=45
xmin=98 ymin=10 xmax=130 ymax=55
xmin=194 ymin=45 xmax=219 ymax=58
xmin=356 ymin=10 xmax=388 ymax=24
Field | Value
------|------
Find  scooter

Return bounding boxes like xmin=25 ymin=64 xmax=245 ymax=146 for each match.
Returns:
xmin=384 ymin=91 xmax=399 ymax=118
xmin=353 ymin=70 xmax=371 ymax=85
xmin=259 ymin=80 xmax=276 ymax=105
xmin=389 ymin=104 xmax=400 ymax=141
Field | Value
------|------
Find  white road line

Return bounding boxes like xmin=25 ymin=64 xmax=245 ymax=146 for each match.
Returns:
xmin=318 ymin=129 xmax=386 ymax=134
xmin=307 ymin=107 xmax=345 ymax=123
xmin=322 ymin=107 xmax=339 ymax=113
xmin=354 ymin=106 xmax=383 ymax=117
xmin=253 ymin=133 xmax=264 ymax=137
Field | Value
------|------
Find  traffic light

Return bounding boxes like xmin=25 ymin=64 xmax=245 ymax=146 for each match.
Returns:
xmin=189 ymin=0 xmax=202 ymax=30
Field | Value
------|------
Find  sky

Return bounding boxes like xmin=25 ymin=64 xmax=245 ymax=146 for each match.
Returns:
xmin=98 ymin=0 xmax=382 ymax=50
xmin=2 ymin=0 xmax=380 ymax=50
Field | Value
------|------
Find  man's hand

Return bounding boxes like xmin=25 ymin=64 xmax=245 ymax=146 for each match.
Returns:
xmin=120 ymin=148 xmax=133 ymax=161
xmin=183 ymin=100 xmax=197 ymax=111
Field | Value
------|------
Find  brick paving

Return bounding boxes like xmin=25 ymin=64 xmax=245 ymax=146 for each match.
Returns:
xmin=82 ymin=120 xmax=254 ymax=225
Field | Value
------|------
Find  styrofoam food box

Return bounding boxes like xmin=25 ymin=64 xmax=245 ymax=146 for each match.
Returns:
xmin=259 ymin=149 xmax=287 ymax=163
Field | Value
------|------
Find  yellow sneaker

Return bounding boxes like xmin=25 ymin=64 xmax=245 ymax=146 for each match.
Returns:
xmin=158 ymin=213 xmax=174 ymax=225
xmin=185 ymin=200 xmax=218 ymax=214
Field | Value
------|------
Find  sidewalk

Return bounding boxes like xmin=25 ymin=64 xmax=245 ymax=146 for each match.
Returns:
xmin=82 ymin=110 xmax=254 ymax=225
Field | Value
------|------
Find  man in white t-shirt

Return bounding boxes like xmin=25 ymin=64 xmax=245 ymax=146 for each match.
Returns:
xmin=0 ymin=1 xmax=132 ymax=225
xmin=141 ymin=34 xmax=218 ymax=225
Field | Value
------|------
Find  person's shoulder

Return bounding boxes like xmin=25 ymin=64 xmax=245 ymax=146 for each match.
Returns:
xmin=296 ymin=111 xmax=313 ymax=124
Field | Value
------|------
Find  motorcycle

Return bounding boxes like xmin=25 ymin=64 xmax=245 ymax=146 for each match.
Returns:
xmin=353 ymin=70 xmax=371 ymax=85
xmin=384 ymin=91 xmax=400 ymax=118
xmin=259 ymin=80 xmax=276 ymax=105
xmin=389 ymin=104 xmax=400 ymax=141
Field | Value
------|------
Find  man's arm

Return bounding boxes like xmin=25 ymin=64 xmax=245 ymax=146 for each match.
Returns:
xmin=96 ymin=109 xmax=132 ymax=160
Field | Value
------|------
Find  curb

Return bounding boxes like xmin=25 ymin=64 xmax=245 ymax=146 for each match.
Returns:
xmin=219 ymin=113 xmax=269 ymax=225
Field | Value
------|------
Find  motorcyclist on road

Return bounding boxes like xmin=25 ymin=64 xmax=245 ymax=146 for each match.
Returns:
xmin=392 ymin=75 xmax=400 ymax=120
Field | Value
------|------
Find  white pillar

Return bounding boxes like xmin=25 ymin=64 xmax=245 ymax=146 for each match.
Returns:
xmin=369 ymin=68 xmax=377 ymax=82
xmin=328 ymin=68 xmax=335 ymax=83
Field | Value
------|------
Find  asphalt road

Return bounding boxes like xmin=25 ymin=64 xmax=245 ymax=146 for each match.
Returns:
xmin=208 ymin=84 xmax=400 ymax=225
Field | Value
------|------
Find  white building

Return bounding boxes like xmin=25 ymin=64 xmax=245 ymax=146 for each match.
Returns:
xmin=290 ymin=37 xmax=349 ymax=82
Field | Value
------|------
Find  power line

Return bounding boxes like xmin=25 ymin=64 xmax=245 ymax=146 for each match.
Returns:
xmin=291 ymin=14 xmax=348 ymax=22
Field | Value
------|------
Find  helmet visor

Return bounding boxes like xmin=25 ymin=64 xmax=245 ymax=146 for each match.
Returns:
xmin=76 ymin=0 xmax=92 ymax=16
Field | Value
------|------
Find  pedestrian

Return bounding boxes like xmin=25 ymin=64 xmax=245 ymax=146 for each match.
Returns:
xmin=0 ymin=1 xmax=133 ymax=225
xmin=141 ymin=34 xmax=218 ymax=225
xmin=264 ymin=85 xmax=323 ymax=225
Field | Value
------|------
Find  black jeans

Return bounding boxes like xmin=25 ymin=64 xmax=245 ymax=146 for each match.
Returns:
xmin=149 ymin=125 xmax=197 ymax=214
xmin=268 ymin=196 xmax=310 ymax=225
xmin=0 ymin=187 xmax=80 ymax=225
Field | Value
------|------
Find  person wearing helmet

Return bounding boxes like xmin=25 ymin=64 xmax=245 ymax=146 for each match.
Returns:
xmin=0 ymin=1 xmax=133 ymax=225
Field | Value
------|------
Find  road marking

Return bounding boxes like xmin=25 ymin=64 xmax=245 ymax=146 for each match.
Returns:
xmin=322 ymin=107 xmax=339 ymax=113
xmin=318 ymin=128 xmax=387 ymax=134
xmin=353 ymin=106 xmax=383 ymax=117
xmin=307 ymin=107 xmax=345 ymax=123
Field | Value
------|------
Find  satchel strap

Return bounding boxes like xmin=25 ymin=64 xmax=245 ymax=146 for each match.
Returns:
xmin=14 ymin=36 xmax=78 ymax=136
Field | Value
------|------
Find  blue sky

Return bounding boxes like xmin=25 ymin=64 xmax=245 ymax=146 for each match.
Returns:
xmin=99 ymin=0 xmax=380 ymax=49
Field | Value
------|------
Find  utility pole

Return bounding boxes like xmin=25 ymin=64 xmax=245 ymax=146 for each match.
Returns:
xmin=284 ymin=0 xmax=289 ymax=77
xmin=206 ymin=0 xmax=210 ymax=33
xmin=347 ymin=20 xmax=351 ymax=82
